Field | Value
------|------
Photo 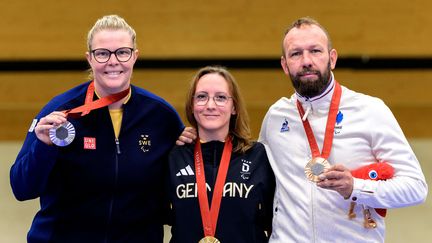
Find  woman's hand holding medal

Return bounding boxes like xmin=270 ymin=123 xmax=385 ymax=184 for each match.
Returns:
xmin=34 ymin=81 xmax=129 ymax=147
xmin=35 ymin=111 xmax=68 ymax=146
xmin=316 ymin=164 xmax=354 ymax=199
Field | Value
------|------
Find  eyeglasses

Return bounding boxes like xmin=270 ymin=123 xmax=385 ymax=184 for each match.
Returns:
xmin=91 ymin=47 xmax=134 ymax=63
xmin=194 ymin=92 xmax=232 ymax=106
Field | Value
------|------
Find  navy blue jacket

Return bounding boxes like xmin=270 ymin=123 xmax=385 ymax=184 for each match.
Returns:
xmin=167 ymin=140 xmax=275 ymax=243
xmin=10 ymin=81 xmax=184 ymax=243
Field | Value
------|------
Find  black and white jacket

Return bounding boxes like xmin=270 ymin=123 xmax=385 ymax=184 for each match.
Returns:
xmin=167 ymin=138 xmax=275 ymax=243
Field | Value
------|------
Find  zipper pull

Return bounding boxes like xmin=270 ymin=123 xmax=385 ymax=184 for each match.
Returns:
xmin=115 ymin=138 xmax=121 ymax=154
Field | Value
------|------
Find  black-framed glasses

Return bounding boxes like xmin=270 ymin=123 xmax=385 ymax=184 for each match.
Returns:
xmin=194 ymin=92 xmax=232 ymax=106
xmin=91 ymin=47 xmax=134 ymax=63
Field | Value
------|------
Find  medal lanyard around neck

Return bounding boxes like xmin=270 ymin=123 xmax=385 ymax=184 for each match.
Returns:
xmin=296 ymin=81 xmax=342 ymax=159
xmin=62 ymin=81 xmax=130 ymax=118
xmin=194 ymin=136 xmax=233 ymax=237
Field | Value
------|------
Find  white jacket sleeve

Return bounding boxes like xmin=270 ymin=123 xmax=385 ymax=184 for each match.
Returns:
xmin=349 ymin=98 xmax=428 ymax=208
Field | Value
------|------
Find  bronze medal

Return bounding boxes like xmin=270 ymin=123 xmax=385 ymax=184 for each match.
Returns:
xmin=199 ymin=236 xmax=221 ymax=243
xmin=297 ymin=82 xmax=342 ymax=182
xmin=305 ymin=157 xmax=331 ymax=182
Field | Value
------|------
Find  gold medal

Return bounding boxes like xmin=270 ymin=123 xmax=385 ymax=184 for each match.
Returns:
xmin=305 ymin=157 xmax=331 ymax=182
xmin=199 ymin=236 xmax=220 ymax=243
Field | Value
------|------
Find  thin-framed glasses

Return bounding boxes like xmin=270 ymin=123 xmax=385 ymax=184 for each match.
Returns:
xmin=194 ymin=92 xmax=232 ymax=106
xmin=91 ymin=47 xmax=134 ymax=63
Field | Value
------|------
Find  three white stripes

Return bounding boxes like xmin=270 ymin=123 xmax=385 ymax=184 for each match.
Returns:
xmin=176 ymin=165 xmax=195 ymax=176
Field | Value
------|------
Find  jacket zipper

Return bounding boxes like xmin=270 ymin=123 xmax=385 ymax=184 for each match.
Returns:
xmin=212 ymin=144 xmax=217 ymax=185
xmin=311 ymin=185 xmax=316 ymax=243
xmin=104 ymin=138 xmax=121 ymax=243
xmin=115 ymin=138 xmax=121 ymax=154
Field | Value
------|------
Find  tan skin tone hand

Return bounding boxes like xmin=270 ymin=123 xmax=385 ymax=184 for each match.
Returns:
xmin=34 ymin=111 xmax=67 ymax=146
xmin=176 ymin=126 xmax=197 ymax=145
xmin=317 ymin=164 xmax=354 ymax=199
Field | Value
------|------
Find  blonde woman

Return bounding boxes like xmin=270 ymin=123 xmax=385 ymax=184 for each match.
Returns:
xmin=11 ymin=15 xmax=185 ymax=242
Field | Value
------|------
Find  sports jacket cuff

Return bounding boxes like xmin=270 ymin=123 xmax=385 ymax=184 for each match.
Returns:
xmin=348 ymin=178 xmax=376 ymax=202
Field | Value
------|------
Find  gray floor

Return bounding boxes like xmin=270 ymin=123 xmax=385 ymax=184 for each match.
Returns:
xmin=1 ymin=140 xmax=431 ymax=243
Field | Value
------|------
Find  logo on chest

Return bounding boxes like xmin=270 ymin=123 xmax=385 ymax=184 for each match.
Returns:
xmin=138 ymin=134 xmax=151 ymax=152
xmin=280 ymin=118 xmax=290 ymax=132
xmin=334 ymin=111 xmax=344 ymax=134
xmin=240 ymin=159 xmax=252 ymax=180
xmin=83 ymin=137 xmax=96 ymax=150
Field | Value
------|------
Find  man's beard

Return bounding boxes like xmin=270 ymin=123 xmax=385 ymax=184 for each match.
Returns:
xmin=289 ymin=61 xmax=332 ymax=98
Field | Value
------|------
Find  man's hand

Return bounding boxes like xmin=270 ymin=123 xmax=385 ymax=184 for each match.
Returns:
xmin=317 ymin=164 xmax=354 ymax=199
xmin=176 ymin=127 xmax=197 ymax=145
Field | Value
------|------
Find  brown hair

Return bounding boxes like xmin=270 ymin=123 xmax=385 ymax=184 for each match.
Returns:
xmin=185 ymin=66 xmax=253 ymax=153
xmin=282 ymin=16 xmax=333 ymax=56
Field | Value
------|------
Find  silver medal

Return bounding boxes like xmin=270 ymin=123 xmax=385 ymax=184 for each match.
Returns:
xmin=49 ymin=121 xmax=76 ymax=146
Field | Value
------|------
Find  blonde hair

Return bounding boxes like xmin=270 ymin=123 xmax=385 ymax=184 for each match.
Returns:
xmin=86 ymin=15 xmax=136 ymax=79
xmin=87 ymin=14 xmax=136 ymax=51
xmin=185 ymin=66 xmax=253 ymax=153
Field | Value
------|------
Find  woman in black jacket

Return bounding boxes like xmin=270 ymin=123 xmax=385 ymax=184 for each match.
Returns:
xmin=167 ymin=66 xmax=275 ymax=243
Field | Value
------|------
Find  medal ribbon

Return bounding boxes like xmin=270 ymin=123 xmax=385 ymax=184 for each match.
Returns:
xmin=63 ymin=81 xmax=130 ymax=118
xmin=194 ymin=136 xmax=232 ymax=237
xmin=296 ymin=81 xmax=342 ymax=159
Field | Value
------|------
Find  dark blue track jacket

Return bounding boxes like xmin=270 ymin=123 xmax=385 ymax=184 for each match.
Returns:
xmin=10 ymin=81 xmax=184 ymax=243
